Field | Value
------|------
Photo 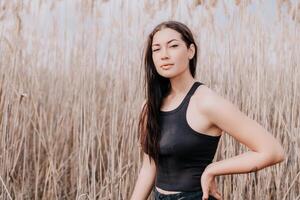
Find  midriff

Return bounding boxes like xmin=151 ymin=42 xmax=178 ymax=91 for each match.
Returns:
xmin=155 ymin=186 xmax=182 ymax=194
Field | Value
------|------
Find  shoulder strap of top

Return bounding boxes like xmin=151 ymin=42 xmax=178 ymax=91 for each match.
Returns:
xmin=181 ymin=81 xmax=203 ymax=106
xmin=187 ymin=81 xmax=203 ymax=97
xmin=159 ymin=81 xmax=204 ymax=116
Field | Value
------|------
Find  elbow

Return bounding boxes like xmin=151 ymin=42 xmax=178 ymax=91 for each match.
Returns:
xmin=275 ymin=142 xmax=286 ymax=163
xmin=270 ymin=145 xmax=286 ymax=164
xmin=261 ymin=145 xmax=286 ymax=165
xmin=275 ymin=148 xmax=286 ymax=163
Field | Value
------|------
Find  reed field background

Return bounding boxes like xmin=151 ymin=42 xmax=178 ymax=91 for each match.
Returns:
xmin=0 ymin=0 xmax=299 ymax=199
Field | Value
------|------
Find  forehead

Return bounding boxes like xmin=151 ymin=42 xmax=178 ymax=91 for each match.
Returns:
xmin=152 ymin=28 xmax=182 ymax=44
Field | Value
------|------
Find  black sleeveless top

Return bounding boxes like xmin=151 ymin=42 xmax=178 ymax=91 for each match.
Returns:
xmin=155 ymin=81 xmax=221 ymax=192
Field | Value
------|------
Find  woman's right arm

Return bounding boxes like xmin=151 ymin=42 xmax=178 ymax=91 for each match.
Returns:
xmin=130 ymin=152 xmax=157 ymax=200
xmin=131 ymin=100 xmax=157 ymax=200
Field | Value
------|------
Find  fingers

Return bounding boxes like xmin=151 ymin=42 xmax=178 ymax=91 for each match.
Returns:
xmin=202 ymin=194 xmax=208 ymax=200
xmin=202 ymin=186 xmax=209 ymax=200
xmin=202 ymin=190 xmax=209 ymax=200
xmin=201 ymin=171 xmax=221 ymax=200
xmin=203 ymin=191 xmax=222 ymax=200
xmin=212 ymin=191 xmax=222 ymax=200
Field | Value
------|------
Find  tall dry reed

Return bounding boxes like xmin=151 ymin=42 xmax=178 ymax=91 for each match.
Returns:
xmin=0 ymin=0 xmax=299 ymax=199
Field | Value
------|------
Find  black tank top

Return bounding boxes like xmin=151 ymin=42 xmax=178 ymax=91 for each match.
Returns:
xmin=155 ymin=81 xmax=221 ymax=192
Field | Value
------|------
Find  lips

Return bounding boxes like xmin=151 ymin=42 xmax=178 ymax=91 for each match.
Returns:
xmin=161 ymin=63 xmax=174 ymax=69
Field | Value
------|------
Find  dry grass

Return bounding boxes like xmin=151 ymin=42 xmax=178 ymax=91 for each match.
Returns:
xmin=0 ymin=0 xmax=299 ymax=199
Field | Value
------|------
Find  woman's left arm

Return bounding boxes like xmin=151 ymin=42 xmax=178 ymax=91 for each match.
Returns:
xmin=197 ymin=87 xmax=286 ymax=200
xmin=199 ymin=89 xmax=286 ymax=176
xmin=202 ymin=90 xmax=285 ymax=175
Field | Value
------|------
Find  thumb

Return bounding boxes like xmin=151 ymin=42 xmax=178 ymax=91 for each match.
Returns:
xmin=202 ymin=190 xmax=209 ymax=200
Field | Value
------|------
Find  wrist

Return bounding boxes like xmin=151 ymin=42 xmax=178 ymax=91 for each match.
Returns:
xmin=204 ymin=162 xmax=216 ymax=177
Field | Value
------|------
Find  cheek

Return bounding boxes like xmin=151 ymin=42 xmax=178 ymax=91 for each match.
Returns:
xmin=173 ymin=50 xmax=189 ymax=64
xmin=152 ymin=54 xmax=160 ymax=70
xmin=152 ymin=53 xmax=160 ymax=66
xmin=152 ymin=54 xmax=156 ymax=62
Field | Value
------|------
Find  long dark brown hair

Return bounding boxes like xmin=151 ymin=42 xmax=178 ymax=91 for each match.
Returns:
xmin=138 ymin=20 xmax=198 ymax=165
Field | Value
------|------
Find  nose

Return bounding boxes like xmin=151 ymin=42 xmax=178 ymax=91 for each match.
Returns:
xmin=160 ymin=47 xmax=169 ymax=60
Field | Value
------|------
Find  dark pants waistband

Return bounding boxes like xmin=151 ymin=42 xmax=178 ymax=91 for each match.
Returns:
xmin=153 ymin=187 xmax=217 ymax=200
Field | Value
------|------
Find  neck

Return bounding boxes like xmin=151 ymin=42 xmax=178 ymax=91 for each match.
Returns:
xmin=169 ymin=70 xmax=196 ymax=95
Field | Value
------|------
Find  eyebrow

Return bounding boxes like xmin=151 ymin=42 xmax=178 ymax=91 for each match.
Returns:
xmin=152 ymin=39 xmax=179 ymax=47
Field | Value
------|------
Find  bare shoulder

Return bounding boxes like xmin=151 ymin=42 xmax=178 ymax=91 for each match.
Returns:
xmin=193 ymin=83 xmax=240 ymax=124
xmin=192 ymin=83 xmax=285 ymax=163
xmin=193 ymin=84 xmax=224 ymax=113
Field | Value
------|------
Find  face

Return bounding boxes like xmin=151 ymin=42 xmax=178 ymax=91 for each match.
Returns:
xmin=151 ymin=28 xmax=195 ymax=78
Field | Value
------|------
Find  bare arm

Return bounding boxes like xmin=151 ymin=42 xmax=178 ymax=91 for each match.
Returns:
xmin=196 ymin=87 xmax=286 ymax=176
xmin=131 ymin=100 xmax=156 ymax=200
xmin=130 ymin=152 xmax=156 ymax=200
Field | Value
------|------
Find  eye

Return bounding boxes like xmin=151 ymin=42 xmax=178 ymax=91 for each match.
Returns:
xmin=152 ymin=49 xmax=160 ymax=52
xmin=170 ymin=44 xmax=178 ymax=48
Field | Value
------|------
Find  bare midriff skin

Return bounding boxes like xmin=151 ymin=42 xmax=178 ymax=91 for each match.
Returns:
xmin=156 ymin=84 xmax=223 ymax=195
xmin=156 ymin=186 xmax=182 ymax=194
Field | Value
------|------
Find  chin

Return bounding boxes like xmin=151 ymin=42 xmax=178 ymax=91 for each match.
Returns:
xmin=159 ymin=72 xmax=179 ymax=79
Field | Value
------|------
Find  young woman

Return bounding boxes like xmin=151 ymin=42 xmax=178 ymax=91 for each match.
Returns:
xmin=130 ymin=20 xmax=285 ymax=200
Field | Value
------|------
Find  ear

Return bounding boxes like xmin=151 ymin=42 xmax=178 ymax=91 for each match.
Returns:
xmin=188 ymin=43 xmax=195 ymax=60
